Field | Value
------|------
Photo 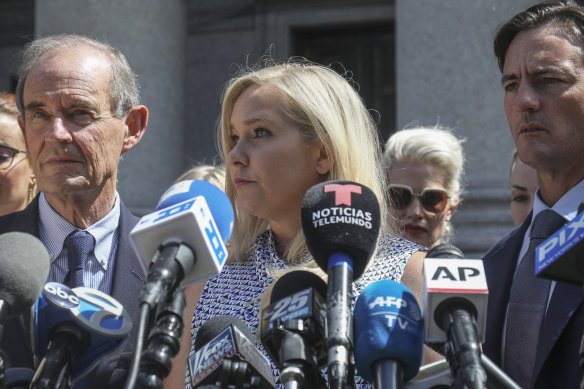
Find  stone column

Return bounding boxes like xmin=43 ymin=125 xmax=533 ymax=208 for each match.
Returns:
xmin=396 ymin=0 xmax=539 ymax=256
xmin=35 ymin=0 xmax=186 ymax=215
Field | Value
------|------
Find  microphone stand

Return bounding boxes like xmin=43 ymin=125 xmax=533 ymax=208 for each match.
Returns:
xmin=136 ymin=289 xmax=186 ymax=389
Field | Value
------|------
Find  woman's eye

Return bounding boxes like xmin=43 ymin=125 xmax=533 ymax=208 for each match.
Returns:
xmin=230 ymin=135 xmax=239 ymax=144
xmin=511 ymin=195 xmax=529 ymax=204
xmin=254 ymin=128 xmax=270 ymax=137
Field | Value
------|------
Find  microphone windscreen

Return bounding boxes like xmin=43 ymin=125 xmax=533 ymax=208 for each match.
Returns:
xmin=301 ymin=180 xmax=381 ymax=279
xmin=156 ymin=179 xmax=234 ymax=241
xmin=354 ymin=279 xmax=424 ymax=382
xmin=269 ymin=270 xmax=327 ymax=304
xmin=0 ymin=232 xmax=50 ymax=316
xmin=194 ymin=315 xmax=254 ymax=351
xmin=426 ymin=243 xmax=464 ymax=259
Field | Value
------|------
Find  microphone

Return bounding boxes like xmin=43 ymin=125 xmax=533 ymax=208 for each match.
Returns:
xmin=353 ymin=279 xmax=424 ymax=388
xmin=31 ymin=283 xmax=132 ymax=388
xmin=422 ymin=244 xmax=487 ymax=389
xmin=260 ymin=270 xmax=327 ymax=388
xmin=188 ymin=315 xmax=275 ymax=388
xmin=0 ymin=232 xmax=50 ymax=389
xmin=0 ymin=232 xmax=50 ymax=324
xmin=535 ymin=203 xmax=584 ymax=285
xmin=301 ymin=180 xmax=381 ymax=389
xmin=130 ymin=179 xmax=234 ymax=308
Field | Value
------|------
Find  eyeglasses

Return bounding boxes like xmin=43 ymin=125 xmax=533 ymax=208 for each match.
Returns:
xmin=388 ymin=184 xmax=450 ymax=213
xmin=0 ymin=144 xmax=27 ymax=170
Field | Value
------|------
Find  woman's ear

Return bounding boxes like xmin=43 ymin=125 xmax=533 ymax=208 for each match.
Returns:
xmin=315 ymin=143 xmax=331 ymax=175
xmin=446 ymin=197 xmax=459 ymax=221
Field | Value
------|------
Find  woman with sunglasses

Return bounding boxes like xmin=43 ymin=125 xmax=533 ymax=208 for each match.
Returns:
xmin=0 ymin=92 xmax=36 ymax=216
xmin=383 ymin=125 xmax=464 ymax=249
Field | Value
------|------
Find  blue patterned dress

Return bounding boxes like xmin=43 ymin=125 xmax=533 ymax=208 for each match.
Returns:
xmin=185 ymin=229 xmax=422 ymax=388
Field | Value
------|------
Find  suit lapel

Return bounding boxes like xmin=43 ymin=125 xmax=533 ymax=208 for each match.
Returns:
xmin=532 ymin=281 xmax=584 ymax=383
xmin=110 ymin=202 xmax=145 ymax=322
xmin=482 ymin=215 xmax=531 ymax=364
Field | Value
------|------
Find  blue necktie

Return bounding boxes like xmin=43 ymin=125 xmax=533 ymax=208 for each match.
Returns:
xmin=64 ymin=229 xmax=94 ymax=288
xmin=504 ymin=209 xmax=566 ymax=388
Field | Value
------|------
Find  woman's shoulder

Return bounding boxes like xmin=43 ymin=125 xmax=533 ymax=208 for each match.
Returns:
xmin=354 ymin=231 xmax=425 ymax=290
xmin=376 ymin=231 xmax=425 ymax=260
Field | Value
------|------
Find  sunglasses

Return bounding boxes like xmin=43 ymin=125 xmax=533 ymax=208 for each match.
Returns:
xmin=0 ymin=144 xmax=27 ymax=170
xmin=388 ymin=184 xmax=450 ymax=213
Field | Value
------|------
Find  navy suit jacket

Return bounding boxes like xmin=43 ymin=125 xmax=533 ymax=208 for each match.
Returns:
xmin=482 ymin=212 xmax=584 ymax=389
xmin=0 ymin=196 xmax=146 ymax=388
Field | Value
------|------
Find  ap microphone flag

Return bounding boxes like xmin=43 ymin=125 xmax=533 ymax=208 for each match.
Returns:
xmin=423 ymin=255 xmax=488 ymax=343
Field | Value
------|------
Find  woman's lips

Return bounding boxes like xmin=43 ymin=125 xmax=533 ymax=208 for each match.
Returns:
xmin=403 ymin=224 xmax=427 ymax=236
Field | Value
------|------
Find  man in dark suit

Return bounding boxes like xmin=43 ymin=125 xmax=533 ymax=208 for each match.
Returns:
xmin=0 ymin=34 xmax=148 ymax=388
xmin=482 ymin=1 xmax=584 ymax=388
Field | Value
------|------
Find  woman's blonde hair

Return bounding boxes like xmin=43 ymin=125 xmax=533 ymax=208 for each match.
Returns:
xmin=219 ymin=59 xmax=391 ymax=264
xmin=383 ymin=124 xmax=465 ymax=202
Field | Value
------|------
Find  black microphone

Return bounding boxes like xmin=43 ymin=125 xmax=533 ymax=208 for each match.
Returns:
xmin=0 ymin=232 xmax=50 ymax=389
xmin=260 ymin=270 xmax=327 ymax=388
xmin=188 ymin=315 xmax=275 ymax=388
xmin=535 ymin=202 xmax=584 ymax=285
xmin=301 ymin=180 xmax=381 ymax=389
xmin=423 ymin=244 xmax=487 ymax=389
xmin=0 ymin=232 xmax=50 ymax=326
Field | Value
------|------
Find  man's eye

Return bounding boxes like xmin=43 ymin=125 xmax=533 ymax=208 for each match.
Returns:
xmin=32 ymin=111 xmax=47 ymax=119
xmin=504 ymin=82 xmax=518 ymax=92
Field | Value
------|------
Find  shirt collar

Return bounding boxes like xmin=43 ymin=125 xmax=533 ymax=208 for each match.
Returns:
xmin=532 ymin=179 xmax=584 ymax=222
xmin=38 ymin=192 xmax=121 ymax=269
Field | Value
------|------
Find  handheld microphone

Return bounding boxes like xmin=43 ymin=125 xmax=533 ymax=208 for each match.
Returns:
xmin=535 ymin=203 xmax=584 ymax=285
xmin=130 ymin=179 xmax=234 ymax=308
xmin=0 ymin=232 xmax=50 ymax=324
xmin=301 ymin=180 xmax=381 ymax=389
xmin=260 ymin=270 xmax=327 ymax=388
xmin=31 ymin=283 xmax=132 ymax=388
xmin=422 ymin=244 xmax=487 ymax=389
xmin=189 ymin=315 xmax=275 ymax=388
xmin=354 ymin=279 xmax=424 ymax=387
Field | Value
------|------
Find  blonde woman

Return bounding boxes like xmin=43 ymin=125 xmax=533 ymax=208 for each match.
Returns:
xmin=176 ymin=60 xmax=440 ymax=388
xmin=383 ymin=125 xmax=464 ymax=249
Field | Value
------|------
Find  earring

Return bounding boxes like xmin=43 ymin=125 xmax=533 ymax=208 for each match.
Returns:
xmin=444 ymin=222 xmax=452 ymax=244
xmin=27 ymin=176 xmax=37 ymax=205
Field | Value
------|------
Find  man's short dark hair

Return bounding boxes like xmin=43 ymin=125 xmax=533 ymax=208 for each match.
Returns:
xmin=494 ymin=0 xmax=584 ymax=72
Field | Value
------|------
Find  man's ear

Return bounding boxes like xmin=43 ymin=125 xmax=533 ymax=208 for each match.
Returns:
xmin=316 ymin=143 xmax=331 ymax=175
xmin=122 ymin=106 xmax=148 ymax=154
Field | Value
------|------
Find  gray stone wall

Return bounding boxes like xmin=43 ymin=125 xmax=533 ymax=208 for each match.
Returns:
xmin=396 ymin=0 xmax=540 ymax=256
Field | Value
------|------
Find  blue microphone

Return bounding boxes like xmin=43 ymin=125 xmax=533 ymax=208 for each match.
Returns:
xmin=354 ymin=279 xmax=424 ymax=387
xmin=155 ymin=179 xmax=233 ymax=242
xmin=130 ymin=179 xmax=234 ymax=308
xmin=536 ymin=203 xmax=584 ymax=285
xmin=31 ymin=283 xmax=132 ymax=387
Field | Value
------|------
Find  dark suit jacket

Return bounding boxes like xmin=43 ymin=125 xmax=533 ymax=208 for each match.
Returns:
xmin=482 ymin=212 xmax=584 ymax=389
xmin=0 ymin=196 xmax=146 ymax=388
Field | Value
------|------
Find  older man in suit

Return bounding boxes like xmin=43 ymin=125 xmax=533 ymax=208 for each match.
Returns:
xmin=482 ymin=2 xmax=584 ymax=388
xmin=0 ymin=34 xmax=148 ymax=388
